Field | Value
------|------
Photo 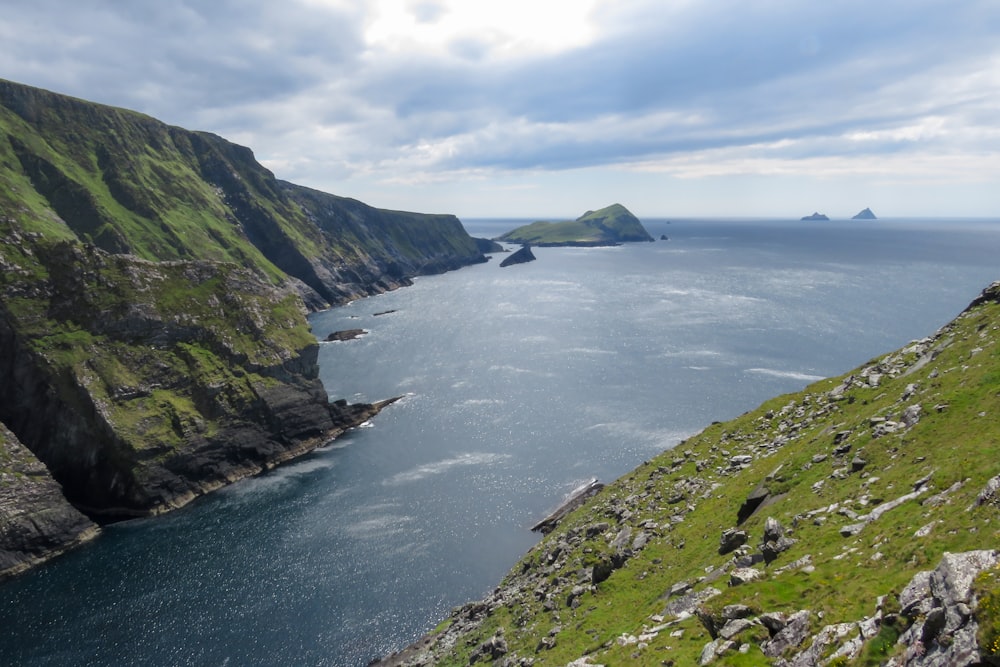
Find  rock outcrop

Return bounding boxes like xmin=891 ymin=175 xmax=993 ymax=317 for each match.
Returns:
xmin=499 ymin=245 xmax=537 ymax=268
xmin=852 ymin=207 xmax=878 ymax=220
xmin=800 ymin=212 xmax=830 ymax=221
xmin=0 ymin=423 xmax=99 ymax=580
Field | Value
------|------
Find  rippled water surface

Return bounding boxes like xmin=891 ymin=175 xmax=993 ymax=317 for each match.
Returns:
xmin=2 ymin=218 xmax=999 ymax=665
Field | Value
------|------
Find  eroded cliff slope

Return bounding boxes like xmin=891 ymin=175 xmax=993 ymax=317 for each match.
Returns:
xmin=377 ymin=283 xmax=1000 ymax=666
xmin=0 ymin=79 xmax=484 ymax=578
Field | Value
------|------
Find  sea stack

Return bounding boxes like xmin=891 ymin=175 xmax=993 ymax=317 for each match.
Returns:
xmin=852 ymin=208 xmax=877 ymax=220
xmin=499 ymin=245 xmax=537 ymax=267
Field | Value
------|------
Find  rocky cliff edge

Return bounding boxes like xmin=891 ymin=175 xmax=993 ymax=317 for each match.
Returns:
xmin=0 ymin=78 xmax=482 ymax=578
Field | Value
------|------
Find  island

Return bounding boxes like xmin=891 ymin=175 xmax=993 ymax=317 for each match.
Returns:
xmin=852 ymin=207 xmax=877 ymax=220
xmin=801 ymin=212 xmax=830 ymax=221
xmin=495 ymin=204 xmax=653 ymax=246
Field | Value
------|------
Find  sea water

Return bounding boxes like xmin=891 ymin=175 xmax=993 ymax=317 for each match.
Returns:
xmin=1 ymin=218 xmax=999 ymax=666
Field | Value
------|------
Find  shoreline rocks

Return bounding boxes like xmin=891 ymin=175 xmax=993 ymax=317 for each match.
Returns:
xmin=326 ymin=328 xmax=367 ymax=342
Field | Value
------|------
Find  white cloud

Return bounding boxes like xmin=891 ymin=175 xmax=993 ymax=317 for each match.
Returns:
xmin=362 ymin=0 xmax=600 ymax=59
xmin=1 ymin=0 xmax=998 ymax=216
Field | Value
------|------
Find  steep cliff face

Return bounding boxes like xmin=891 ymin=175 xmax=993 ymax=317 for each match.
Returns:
xmin=0 ymin=78 xmax=485 ymax=309
xmin=0 ymin=423 xmax=99 ymax=579
xmin=0 ymin=78 xmax=485 ymax=573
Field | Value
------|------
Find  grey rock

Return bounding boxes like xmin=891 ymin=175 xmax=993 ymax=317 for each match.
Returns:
xmin=610 ymin=526 xmax=632 ymax=551
xmin=0 ymin=423 xmax=100 ymax=579
xmin=719 ymin=618 xmax=755 ymax=640
xmin=971 ymin=473 xmax=1000 ymax=509
xmin=469 ymin=631 xmax=507 ymax=664
xmin=902 ymin=404 xmax=923 ymax=427
xmin=719 ymin=528 xmax=749 ymax=555
xmin=721 ymin=604 xmax=756 ymax=620
xmin=729 ymin=567 xmax=763 ymax=587
xmin=663 ymin=586 xmax=721 ymax=619
xmin=699 ymin=638 xmax=735 ymax=665
xmin=762 ymin=536 xmax=797 ymax=564
xmin=761 ymin=610 xmax=811 ymax=658
xmin=893 ymin=550 xmax=1000 ymax=666
xmin=585 ymin=522 xmax=610 ymax=538
xmin=762 ymin=516 xmax=785 ymax=543
xmin=759 ymin=611 xmax=788 ymax=636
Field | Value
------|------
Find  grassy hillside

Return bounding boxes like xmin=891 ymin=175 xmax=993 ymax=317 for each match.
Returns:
xmin=0 ymin=78 xmax=486 ymax=561
xmin=496 ymin=204 xmax=653 ymax=246
xmin=383 ymin=282 xmax=1000 ymax=665
xmin=0 ymin=78 xmax=484 ymax=308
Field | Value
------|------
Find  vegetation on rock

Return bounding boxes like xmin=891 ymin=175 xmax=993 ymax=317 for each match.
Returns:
xmin=0 ymin=78 xmax=487 ymax=575
xmin=377 ymin=282 xmax=1000 ymax=666
xmin=496 ymin=204 xmax=653 ymax=246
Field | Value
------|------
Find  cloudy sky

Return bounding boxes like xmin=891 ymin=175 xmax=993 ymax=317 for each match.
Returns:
xmin=2 ymin=0 xmax=998 ymax=218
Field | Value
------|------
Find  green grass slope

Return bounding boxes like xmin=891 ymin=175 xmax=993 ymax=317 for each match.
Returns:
xmin=496 ymin=204 xmax=653 ymax=246
xmin=0 ymin=78 xmax=484 ymax=528
xmin=0 ymin=78 xmax=484 ymax=308
xmin=385 ymin=282 xmax=1000 ymax=666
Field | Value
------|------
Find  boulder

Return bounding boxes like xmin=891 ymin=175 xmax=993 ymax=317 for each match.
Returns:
xmin=762 ymin=536 xmax=797 ymax=564
xmin=761 ymin=610 xmax=812 ymax=657
xmin=719 ymin=528 xmax=749 ymax=555
xmin=729 ymin=567 xmax=764 ymax=587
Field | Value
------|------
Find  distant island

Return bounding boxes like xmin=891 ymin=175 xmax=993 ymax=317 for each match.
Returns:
xmin=496 ymin=204 xmax=653 ymax=246
xmin=800 ymin=212 xmax=830 ymax=221
xmin=852 ymin=207 xmax=877 ymax=220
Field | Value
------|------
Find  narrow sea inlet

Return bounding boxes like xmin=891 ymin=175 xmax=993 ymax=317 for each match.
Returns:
xmin=2 ymin=218 xmax=999 ymax=666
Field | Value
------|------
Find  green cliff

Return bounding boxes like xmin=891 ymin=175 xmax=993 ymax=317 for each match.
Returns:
xmin=496 ymin=204 xmax=653 ymax=246
xmin=0 ymin=79 xmax=484 ymax=578
xmin=377 ymin=282 xmax=1000 ymax=666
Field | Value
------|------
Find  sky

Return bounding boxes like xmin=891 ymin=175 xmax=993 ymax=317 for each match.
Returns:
xmin=1 ymin=0 xmax=998 ymax=219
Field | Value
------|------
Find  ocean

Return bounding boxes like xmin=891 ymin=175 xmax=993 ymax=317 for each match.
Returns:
xmin=1 ymin=217 xmax=998 ymax=666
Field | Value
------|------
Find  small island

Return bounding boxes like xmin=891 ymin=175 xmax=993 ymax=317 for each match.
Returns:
xmin=801 ymin=212 xmax=830 ymax=221
xmin=496 ymin=204 xmax=653 ymax=246
xmin=499 ymin=245 xmax=536 ymax=268
xmin=326 ymin=329 xmax=367 ymax=342
xmin=852 ymin=207 xmax=877 ymax=220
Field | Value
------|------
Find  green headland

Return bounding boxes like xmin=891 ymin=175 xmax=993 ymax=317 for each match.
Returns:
xmin=496 ymin=204 xmax=653 ymax=246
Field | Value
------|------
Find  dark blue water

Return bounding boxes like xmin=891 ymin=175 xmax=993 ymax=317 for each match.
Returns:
xmin=2 ymin=218 xmax=999 ymax=666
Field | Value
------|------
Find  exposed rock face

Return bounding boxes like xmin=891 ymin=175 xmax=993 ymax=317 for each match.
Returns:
xmin=0 ymin=78 xmax=483 ymax=572
xmin=0 ymin=240 xmax=399 ymax=518
xmin=499 ymin=245 xmax=537 ymax=267
xmin=852 ymin=207 xmax=878 ymax=220
xmin=0 ymin=423 xmax=99 ymax=580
